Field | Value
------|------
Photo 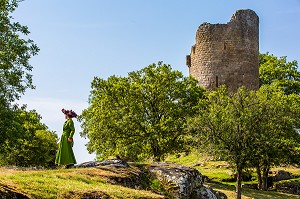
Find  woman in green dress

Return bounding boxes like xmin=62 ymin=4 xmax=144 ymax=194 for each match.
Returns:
xmin=55 ymin=108 xmax=77 ymax=168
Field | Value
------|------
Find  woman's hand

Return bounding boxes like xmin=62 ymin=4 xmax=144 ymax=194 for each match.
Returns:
xmin=68 ymin=137 xmax=73 ymax=142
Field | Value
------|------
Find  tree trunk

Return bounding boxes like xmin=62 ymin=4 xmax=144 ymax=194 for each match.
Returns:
xmin=236 ymin=168 xmax=242 ymax=199
xmin=262 ymin=167 xmax=270 ymax=191
xmin=151 ymin=140 xmax=161 ymax=162
xmin=256 ymin=165 xmax=262 ymax=190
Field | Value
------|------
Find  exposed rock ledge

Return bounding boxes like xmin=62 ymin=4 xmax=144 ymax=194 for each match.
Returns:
xmin=77 ymin=160 xmax=227 ymax=199
xmin=0 ymin=184 xmax=29 ymax=199
xmin=76 ymin=158 xmax=129 ymax=168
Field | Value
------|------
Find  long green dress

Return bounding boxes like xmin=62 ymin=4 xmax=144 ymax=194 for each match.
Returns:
xmin=55 ymin=119 xmax=77 ymax=165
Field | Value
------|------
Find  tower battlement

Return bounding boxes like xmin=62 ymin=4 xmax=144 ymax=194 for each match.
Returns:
xmin=187 ymin=9 xmax=259 ymax=91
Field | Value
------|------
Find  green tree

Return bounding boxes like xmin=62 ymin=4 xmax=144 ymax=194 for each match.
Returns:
xmin=0 ymin=107 xmax=58 ymax=167
xmin=259 ymin=53 xmax=300 ymax=94
xmin=258 ymin=53 xmax=300 ymax=189
xmin=250 ymin=86 xmax=300 ymax=190
xmin=188 ymin=86 xmax=300 ymax=199
xmin=188 ymin=87 xmax=259 ymax=199
xmin=80 ymin=62 xmax=205 ymax=161
xmin=0 ymin=0 xmax=39 ymax=148
xmin=0 ymin=0 xmax=56 ymax=167
xmin=0 ymin=0 xmax=39 ymax=102
xmin=0 ymin=97 xmax=16 ymax=150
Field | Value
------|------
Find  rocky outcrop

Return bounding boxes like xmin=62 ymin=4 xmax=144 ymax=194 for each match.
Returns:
xmin=201 ymin=185 xmax=227 ymax=199
xmin=272 ymin=170 xmax=293 ymax=181
xmin=274 ymin=181 xmax=300 ymax=195
xmin=0 ymin=184 xmax=29 ymax=199
xmin=77 ymin=159 xmax=148 ymax=189
xmin=77 ymin=160 xmax=227 ymax=198
xmin=76 ymin=158 xmax=129 ymax=168
xmin=148 ymin=162 xmax=227 ymax=199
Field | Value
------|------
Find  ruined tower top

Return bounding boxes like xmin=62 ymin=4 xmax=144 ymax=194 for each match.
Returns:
xmin=186 ymin=9 xmax=259 ymax=92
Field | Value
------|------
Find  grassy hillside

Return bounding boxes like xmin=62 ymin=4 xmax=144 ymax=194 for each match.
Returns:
xmin=1 ymin=153 xmax=300 ymax=199
xmin=165 ymin=152 xmax=300 ymax=199
xmin=207 ymin=182 xmax=300 ymax=199
xmin=0 ymin=166 xmax=164 ymax=199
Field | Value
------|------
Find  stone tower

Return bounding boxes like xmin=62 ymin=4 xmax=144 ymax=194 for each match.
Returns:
xmin=186 ymin=9 xmax=259 ymax=91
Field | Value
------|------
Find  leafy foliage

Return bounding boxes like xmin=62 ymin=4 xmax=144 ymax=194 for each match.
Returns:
xmin=80 ymin=62 xmax=205 ymax=161
xmin=188 ymin=87 xmax=258 ymax=168
xmin=188 ymin=85 xmax=300 ymax=198
xmin=0 ymin=97 xmax=17 ymax=149
xmin=0 ymin=0 xmax=39 ymax=102
xmin=250 ymin=86 xmax=300 ymax=189
xmin=0 ymin=0 xmax=55 ymax=167
xmin=259 ymin=53 xmax=300 ymax=94
xmin=0 ymin=107 xmax=58 ymax=167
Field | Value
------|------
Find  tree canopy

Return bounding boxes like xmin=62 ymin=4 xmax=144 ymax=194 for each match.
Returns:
xmin=0 ymin=0 xmax=57 ymax=167
xmin=259 ymin=53 xmax=300 ymax=94
xmin=80 ymin=62 xmax=205 ymax=161
xmin=0 ymin=0 xmax=39 ymax=102
xmin=250 ymin=86 xmax=300 ymax=190
xmin=0 ymin=97 xmax=17 ymax=148
xmin=188 ymin=86 xmax=300 ymax=199
xmin=0 ymin=106 xmax=58 ymax=167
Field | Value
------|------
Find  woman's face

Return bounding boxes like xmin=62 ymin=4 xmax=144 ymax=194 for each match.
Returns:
xmin=65 ymin=114 xmax=70 ymax=119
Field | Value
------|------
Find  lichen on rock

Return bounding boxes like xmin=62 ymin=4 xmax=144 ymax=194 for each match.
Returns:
xmin=148 ymin=162 xmax=226 ymax=199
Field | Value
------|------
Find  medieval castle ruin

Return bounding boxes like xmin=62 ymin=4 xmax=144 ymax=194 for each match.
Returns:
xmin=186 ymin=9 xmax=259 ymax=91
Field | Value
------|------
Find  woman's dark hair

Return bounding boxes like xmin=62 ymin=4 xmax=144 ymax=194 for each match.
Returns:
xmin=61 ymin=108 xmax=77 ymax=118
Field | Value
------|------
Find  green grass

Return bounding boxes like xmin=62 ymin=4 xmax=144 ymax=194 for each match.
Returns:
xmin=166 ymin=152 xmax=233 ymax=181
xmin=165 ymin=152 xmax=204 ymax=166
xmin=165 ymin=152 xmax=300 ymax=199
xmin=208 ymin=182 xmax=300 ymax=199
xmin=0 ymin=167 xmax=164 ymax=199
xmin=194 ymin=161 xmax=233 ymax=181
xmin=2 ymin=153 xmax=300 ymax=199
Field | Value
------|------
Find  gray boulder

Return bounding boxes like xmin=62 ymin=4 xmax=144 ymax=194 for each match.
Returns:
xmin=75 ymin=158 xmax=129 ymax=168
xmin=273 ymin=170 xmax=292 ymax=181
xmin=75 ymin=159 xmax=227 ymax=199
xmin=148 ymin=162 xmax=226 ymax=199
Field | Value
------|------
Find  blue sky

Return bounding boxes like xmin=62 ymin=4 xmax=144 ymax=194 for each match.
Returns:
xmin=14 ymin=0 xmax=300 ymax=163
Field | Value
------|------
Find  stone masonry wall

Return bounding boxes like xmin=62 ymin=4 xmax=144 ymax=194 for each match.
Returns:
xmin=186 ymin=9 xmax=259 ymax=91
